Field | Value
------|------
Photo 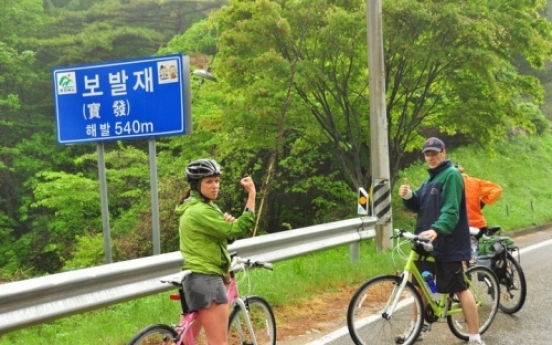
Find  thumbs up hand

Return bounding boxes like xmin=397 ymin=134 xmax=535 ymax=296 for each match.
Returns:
xmin=399 ymin=178 xmax=413 ymax=200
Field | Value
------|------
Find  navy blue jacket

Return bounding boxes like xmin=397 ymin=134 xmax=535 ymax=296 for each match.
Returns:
xmin=402 ymin=159 xmax=471 ymax=262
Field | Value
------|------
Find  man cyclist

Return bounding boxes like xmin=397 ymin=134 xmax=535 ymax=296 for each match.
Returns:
xmin=398 ymin=137 xmax=486 ymax=345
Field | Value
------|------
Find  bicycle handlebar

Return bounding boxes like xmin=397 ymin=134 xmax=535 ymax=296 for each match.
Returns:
xmin=161 ymin=254 xmax=273 ymax=286
xmin=230 ymin=254 xmax=274 ymax=271
xmin=392 ymin=229 xmax=434 ymax=251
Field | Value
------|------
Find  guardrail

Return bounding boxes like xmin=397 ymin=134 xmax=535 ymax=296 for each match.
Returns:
xmin=0 ymin=216 xmax=377 ymax=335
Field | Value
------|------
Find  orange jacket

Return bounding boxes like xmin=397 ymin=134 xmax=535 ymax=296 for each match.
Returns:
xmin=461 ymin=173 xmax=502 ymax=228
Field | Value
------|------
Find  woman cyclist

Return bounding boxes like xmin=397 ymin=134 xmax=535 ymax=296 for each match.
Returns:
xmin=175 ymin=158 xmax=256 ymax=345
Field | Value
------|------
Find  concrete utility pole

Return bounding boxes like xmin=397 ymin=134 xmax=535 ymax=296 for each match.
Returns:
xmin=366 ymin=0 xmax=393 ymax=250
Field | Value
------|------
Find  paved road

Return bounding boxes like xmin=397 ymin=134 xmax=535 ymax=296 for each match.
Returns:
xmin=288 ymin=228 xmax=552 ymax=345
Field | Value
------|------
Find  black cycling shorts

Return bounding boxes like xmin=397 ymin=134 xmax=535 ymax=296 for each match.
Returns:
xmin=434 ymin=261 xmax=468 ymax=293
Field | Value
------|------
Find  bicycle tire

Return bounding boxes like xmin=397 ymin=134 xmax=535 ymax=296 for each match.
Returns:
xmin=447 ymin=265 xmax=499 ymax=340
xmin=347 ymin=275 xmax=424 ymax=345
xmin=498 ymin=252 xmax=527 ymax=314
xmin=228 ymin=295 xmax=276 ymax=345
xmin=126 ymin=324 xmax=178 ymax=345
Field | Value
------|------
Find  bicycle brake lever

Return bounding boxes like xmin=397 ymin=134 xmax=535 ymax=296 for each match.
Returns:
xmin=392 ymin=229 xmax=404 ymax=239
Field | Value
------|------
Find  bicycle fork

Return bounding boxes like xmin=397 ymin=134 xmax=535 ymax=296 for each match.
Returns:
xmin=381 ymin=275 xmax=410 ymax=319
xmin=231 ymin=298 xmax=258 ymax=345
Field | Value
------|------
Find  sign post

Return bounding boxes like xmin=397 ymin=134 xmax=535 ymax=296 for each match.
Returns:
xmin=52 ymin=54 xmax=192 ymax=262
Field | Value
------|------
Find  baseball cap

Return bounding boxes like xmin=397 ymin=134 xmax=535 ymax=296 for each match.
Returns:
xmin=422 ymin=137 xmax=445 ymax=153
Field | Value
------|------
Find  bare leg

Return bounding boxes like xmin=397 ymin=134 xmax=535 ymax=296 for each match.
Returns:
xmin=456 ymin=288 xmax=479 ymax=334
xmin=190 ymin=317 xmax=203 ymax=340
xmin=197 ymin=301 xmax=229 ymax=345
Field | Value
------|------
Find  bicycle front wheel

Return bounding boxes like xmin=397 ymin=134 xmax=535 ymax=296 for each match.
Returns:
xmin=498 ymin=252 xmax=527 ymax=314
xmin=228 ymin=295 xmax=276 ymax=345
xmin=126 ymin=324 xmax=177 ymax=345
xmin=447 ymin=265 xmax=499 ymax=340
xmin=347 ymin=275 xmax=424 ymax=345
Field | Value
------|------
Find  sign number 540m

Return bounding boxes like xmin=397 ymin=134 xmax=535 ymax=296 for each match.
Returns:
xmin=115 ymin=120 xmax=155 ymax=135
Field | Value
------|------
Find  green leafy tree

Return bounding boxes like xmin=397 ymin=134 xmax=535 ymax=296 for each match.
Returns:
xmin=153 ymin=0 xmax=552 ymax=235
xmin=165 ymin=0 xmax=362 ymax=231
xmin=25 ymin=143 xmax=159 ymax=270
xmin=385 ymin=0 xmax=552 ymax=179
xmin=0 ymin=0 xmax=46 ymax=269
xmin=38 ymin=0 xmax=225 ymax=67
xmin=204 ymin=0 xmax=552 ymax=193
xmin=0 ymin=0 xmax=226 ymax=274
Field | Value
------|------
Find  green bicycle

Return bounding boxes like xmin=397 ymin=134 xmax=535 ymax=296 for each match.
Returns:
xmin=347 ymin=229 xmax=500 ymax=345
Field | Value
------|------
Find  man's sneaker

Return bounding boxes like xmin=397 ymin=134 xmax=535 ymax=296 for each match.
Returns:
xmin=467 ymin=340 xmax=486 ymax=345
xmin=394 ymin=323 xmax=428 ymax=344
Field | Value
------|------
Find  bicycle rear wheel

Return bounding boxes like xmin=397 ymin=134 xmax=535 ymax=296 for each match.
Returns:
xmin=347 ymin=275 xmax=424 ymax=345
xmin=447 ymin=265 xmax=499 ymax=340
xmin=126 ymin=324 xmax=177 ymax=345
xmin=498 ymin=252 xmax=526 ymax=314
xmin=228 ymin=295 xmax=276 ymax=345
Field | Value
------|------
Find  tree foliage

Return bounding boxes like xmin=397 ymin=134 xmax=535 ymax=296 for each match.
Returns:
xmin=1 ymin=0 xmax=552 ymax=276
xmin=209 ymin=0 xmax=552 ymax=190
xmin=0 ymin=0 xmax=220 ymax=274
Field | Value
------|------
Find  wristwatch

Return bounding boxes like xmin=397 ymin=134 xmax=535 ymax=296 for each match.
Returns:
xmin=244 ymin=207 xmax=255 ymax=216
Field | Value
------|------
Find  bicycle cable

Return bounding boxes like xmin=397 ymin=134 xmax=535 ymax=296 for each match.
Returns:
xmin=390 ymin=235 xmax=416 ymax=274
xmin=234 ymin=262 xmax=253 ymax=295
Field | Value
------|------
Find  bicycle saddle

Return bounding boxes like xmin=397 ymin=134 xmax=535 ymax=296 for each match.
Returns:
xmin=160 ymin=270 xmax=193 ymax=286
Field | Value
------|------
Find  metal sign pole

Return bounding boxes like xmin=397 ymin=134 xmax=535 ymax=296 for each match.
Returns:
xmin=97 ymin=142 xmax=112 ymax=263
xmin=149 ymin=139 xmax=161 ymax=255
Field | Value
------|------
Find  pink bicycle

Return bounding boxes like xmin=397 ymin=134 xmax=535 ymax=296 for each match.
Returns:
xmin=126 ymin=253 xmax=276 ymax=345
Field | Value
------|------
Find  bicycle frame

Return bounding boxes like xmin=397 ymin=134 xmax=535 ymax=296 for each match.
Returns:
xmin=172 ymin=261 xmax=262 ymax=345
xmin=174 ymin=311 xmax=197 ymax=345
xmin=387 ymin=247 xmax=470 ymax=321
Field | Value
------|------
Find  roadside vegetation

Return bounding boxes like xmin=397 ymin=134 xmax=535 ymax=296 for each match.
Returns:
xmin=3 ymin=133 xmax=552 ymax=345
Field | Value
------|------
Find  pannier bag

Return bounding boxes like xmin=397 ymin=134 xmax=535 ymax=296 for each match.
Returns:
xmin=476 ymin=236 xmax=514 ymax=282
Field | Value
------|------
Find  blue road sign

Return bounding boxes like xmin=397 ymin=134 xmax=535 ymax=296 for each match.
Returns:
xmin=52 ymin=54 xmax=192 ymax=145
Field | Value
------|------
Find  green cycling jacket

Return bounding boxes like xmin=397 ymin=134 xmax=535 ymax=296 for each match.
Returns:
xmin=176 ymin=190 xmax=255 ymax=276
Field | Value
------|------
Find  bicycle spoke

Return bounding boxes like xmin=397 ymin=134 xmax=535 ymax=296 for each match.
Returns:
xmin=347 ymin=276 xmax=423 ymax=345
xmin=228 ymin=296 xmax=276 ymax=345
xmin=447 ymin=266 xmax=499 ymax=340
xmin=498 ymin=253 xmax=527 ymax=313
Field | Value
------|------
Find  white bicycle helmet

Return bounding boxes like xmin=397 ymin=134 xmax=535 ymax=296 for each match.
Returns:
xmin=185 ymin=158 xmax=222 ymax=182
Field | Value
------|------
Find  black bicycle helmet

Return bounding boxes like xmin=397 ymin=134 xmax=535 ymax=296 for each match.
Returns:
xmin=185 ymin=158 xmax=222 ymax=182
